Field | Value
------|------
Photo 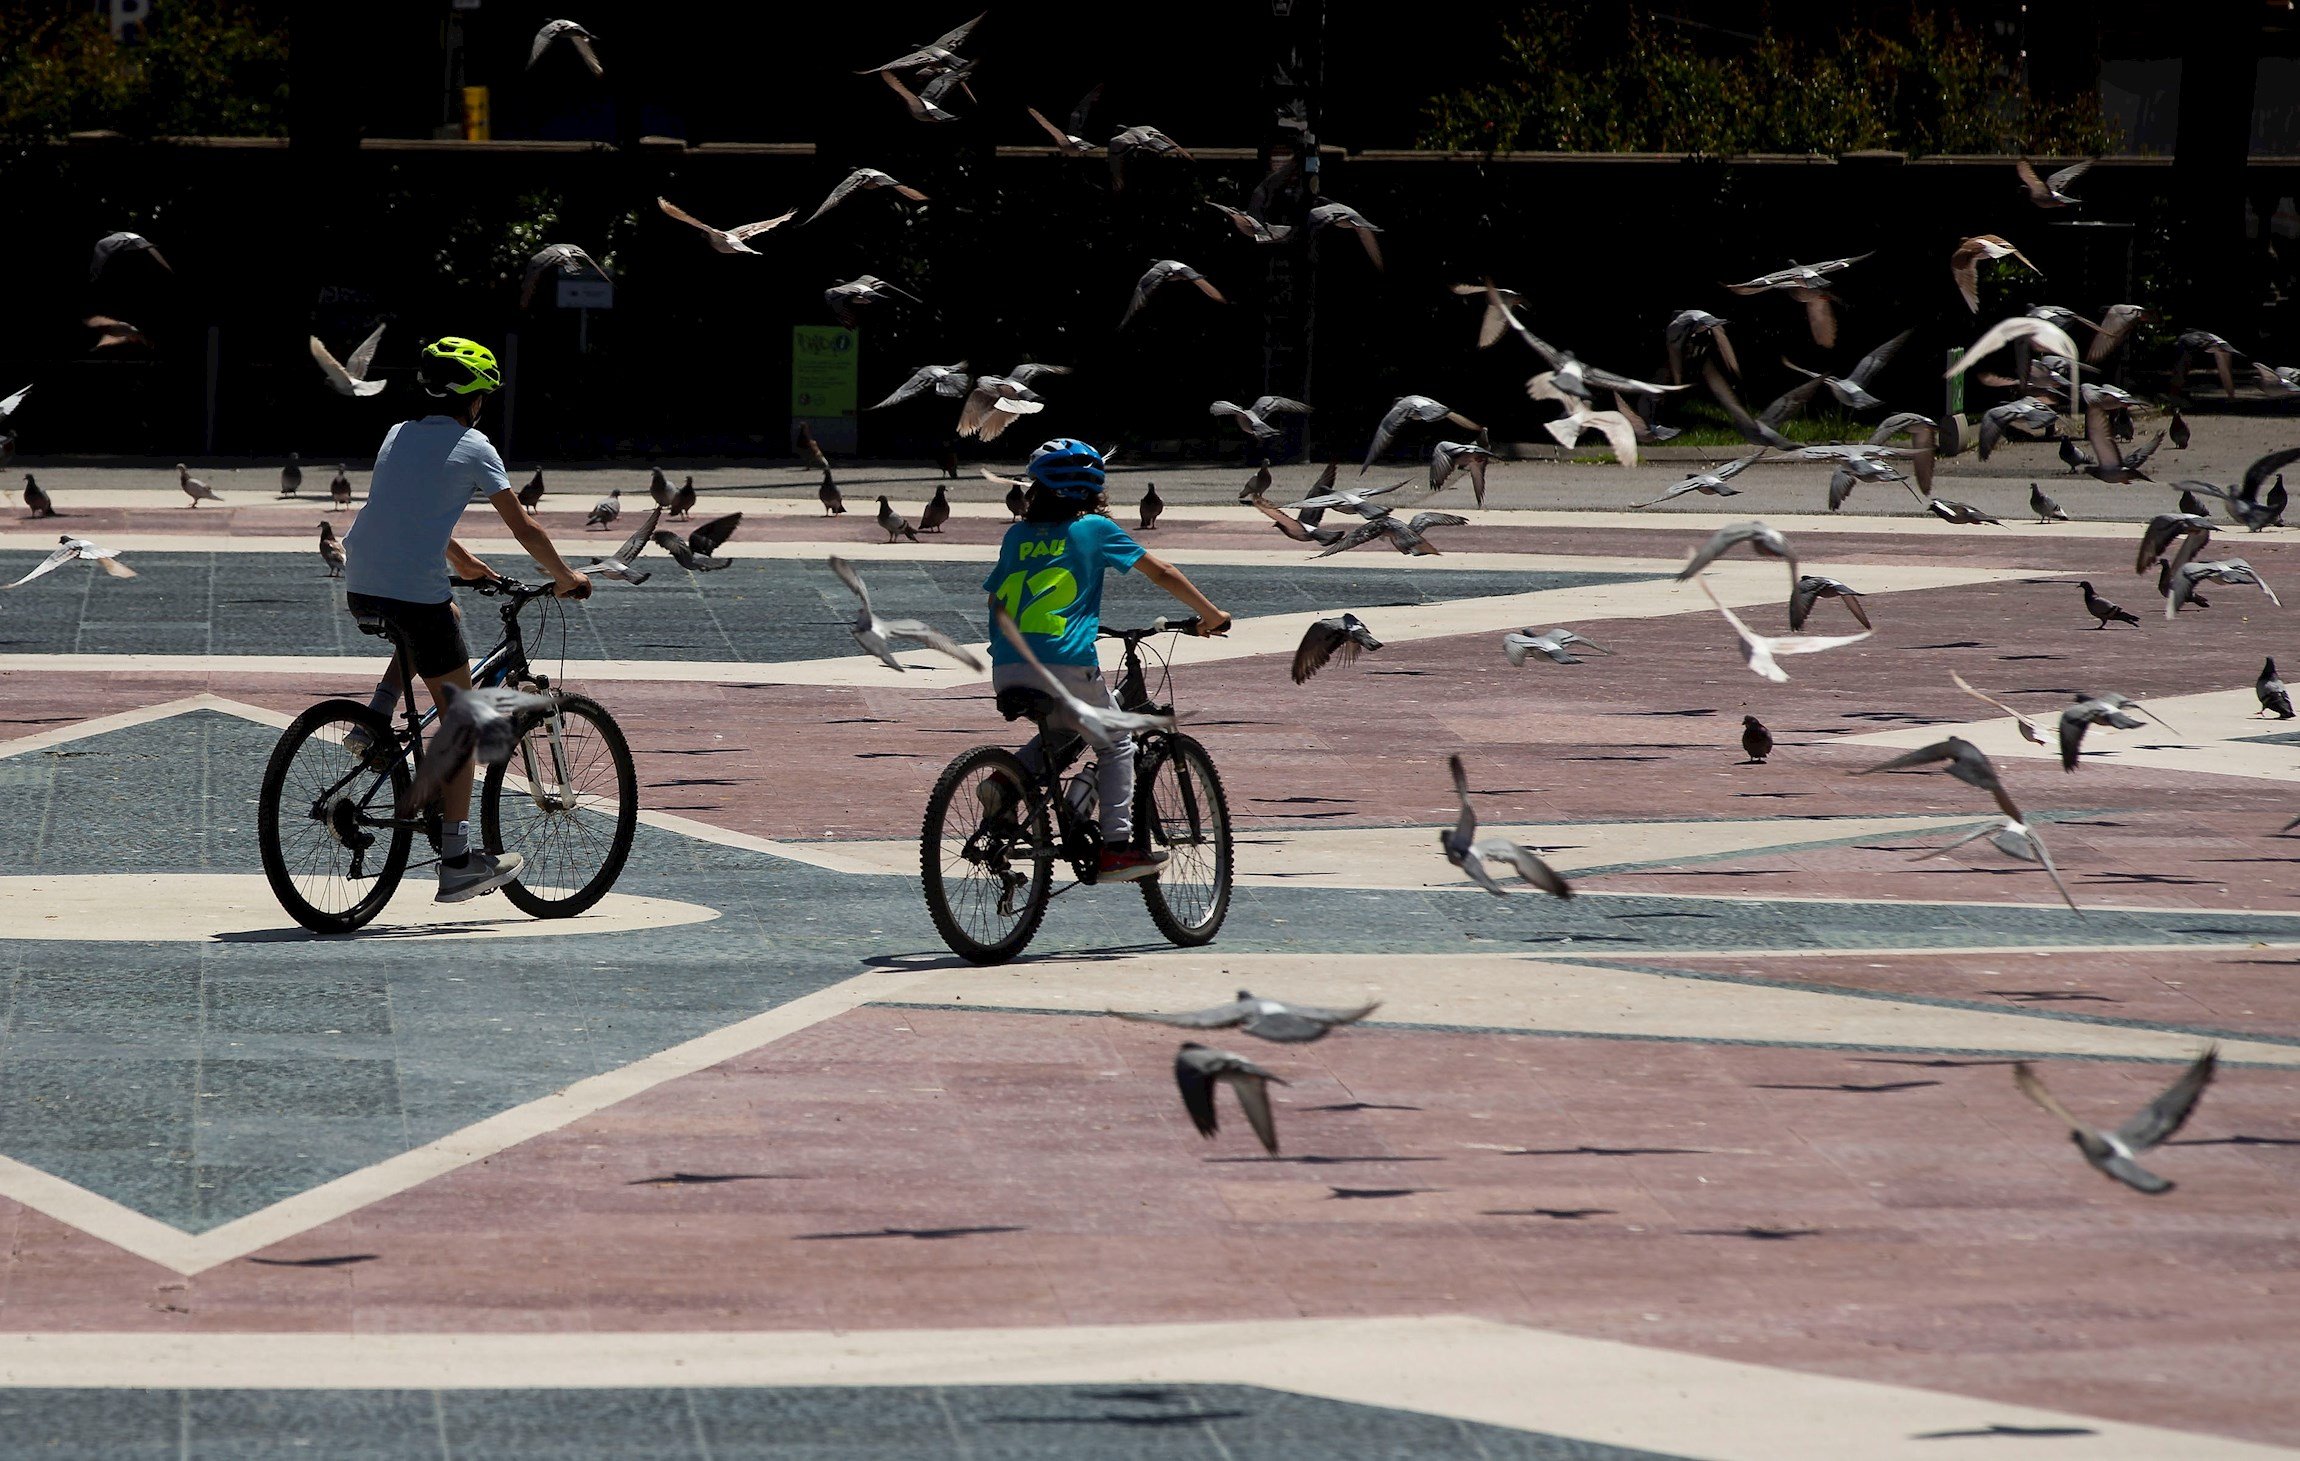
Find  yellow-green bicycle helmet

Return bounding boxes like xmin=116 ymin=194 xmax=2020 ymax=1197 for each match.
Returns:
xmin=417 ymin=336 xmax=501 ymax=397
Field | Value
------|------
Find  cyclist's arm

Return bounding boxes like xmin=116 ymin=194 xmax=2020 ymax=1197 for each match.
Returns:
xmin=490 ymin=492 xmax=590 ymax=597
xmin=446 ymin=536 xmax=494 ymax=584
xmin=1135 ymin=552 xmax=1229 ymax=636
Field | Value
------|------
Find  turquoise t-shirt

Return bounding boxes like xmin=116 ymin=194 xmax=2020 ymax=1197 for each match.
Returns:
xmin=983 ymin=513 xmax=1145 ymax=667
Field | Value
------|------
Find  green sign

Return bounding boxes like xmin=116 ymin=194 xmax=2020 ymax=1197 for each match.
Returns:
xmin=792 ymin=326 xmax=859 ymax=417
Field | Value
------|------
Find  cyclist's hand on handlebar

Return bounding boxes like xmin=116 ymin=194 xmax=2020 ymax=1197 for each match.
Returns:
xmin=554 ymin=570 xmax=592 ymax=601
xmin=1191 ymin=610 xmax=1232 ymax=638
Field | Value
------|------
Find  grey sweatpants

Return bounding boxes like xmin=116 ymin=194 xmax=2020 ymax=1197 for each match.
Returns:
xmin=992 ymin=662 xmax=1134 ymax=843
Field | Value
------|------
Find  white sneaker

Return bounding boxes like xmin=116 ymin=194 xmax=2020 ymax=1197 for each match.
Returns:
xmin=437 ymin=850 xmax=522 ymax=903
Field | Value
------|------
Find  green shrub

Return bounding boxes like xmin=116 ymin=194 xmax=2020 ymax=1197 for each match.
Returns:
xmin=1421 ymin=6 xmax=2118 ymax=157
xmin=0 ymin=1 xmax=287 ymax=139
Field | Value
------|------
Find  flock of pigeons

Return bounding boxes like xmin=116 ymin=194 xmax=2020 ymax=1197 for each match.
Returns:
xmin=9 ymin=12 xmax=2281 ymax=1196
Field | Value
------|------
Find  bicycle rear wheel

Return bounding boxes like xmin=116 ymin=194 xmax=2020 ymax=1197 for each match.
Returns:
xmin=921 ymin=746 xmax=1052 ymax=965
xmin=1137 ymin=733 xmax=1232 ymax=947
xmin=481 ymin=692 xmax=639 ymax=918
xmin=257 ymin=699 xmax=414 ymax=934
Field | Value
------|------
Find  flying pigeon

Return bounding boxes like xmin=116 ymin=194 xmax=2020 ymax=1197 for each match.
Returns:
xmin=1291 ymin=613 xmax=1382 ymax=684
xmin=2013 ymin=1049 xmax=2217 ymax=1194
xmin=1443 ymin=754 xmax=1573 ymax=897
xmin=1173 ymin=1043 xmax=1286 ymax=1155
xmin=831 ymin=555 xmax=983 ymax=673
xmin=5 ymin=534 xmax=136 ymax=588
xmin=310 ymin=325 xmax=387 ymax=397
xmin=1115 ymin=991 xmax=1380 ymax=1044
xmin=652 ymin=513 xmax=742 ymax=571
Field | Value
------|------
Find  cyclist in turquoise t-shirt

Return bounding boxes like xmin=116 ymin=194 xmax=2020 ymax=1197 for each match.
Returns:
xmin=984 ymin=438 xmax=1230 ymax=881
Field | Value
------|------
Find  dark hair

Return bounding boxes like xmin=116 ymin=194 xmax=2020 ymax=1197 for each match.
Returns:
xmin=1023 ymin=482 xmax=1108 ymax=522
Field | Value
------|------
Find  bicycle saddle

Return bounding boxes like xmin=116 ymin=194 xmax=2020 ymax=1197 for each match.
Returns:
xmin=995 ymin=687 xmax=1057 ymax=723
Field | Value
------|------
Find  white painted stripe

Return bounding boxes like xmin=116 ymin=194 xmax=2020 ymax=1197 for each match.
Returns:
xmin=0 ymin=1318 xmax=2282 ymax=1460
xmin=1846 ymin=688 xmax=2300 ymax=785
xmin=897 ymin=953 xmax=2295 ymax=1066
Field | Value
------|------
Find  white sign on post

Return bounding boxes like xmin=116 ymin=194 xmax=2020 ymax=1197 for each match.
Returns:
xmin=556 ymin=277 xmax=614 ymax=310
xmin=106 ymin=0 xmax=152 ymax=39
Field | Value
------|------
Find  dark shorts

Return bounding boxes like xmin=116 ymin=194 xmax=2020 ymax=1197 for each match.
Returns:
xmin=346 ymin=592 xmax=469 ymax=679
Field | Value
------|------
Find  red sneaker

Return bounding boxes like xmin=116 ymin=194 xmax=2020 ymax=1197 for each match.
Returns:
xmin=1096 ymin=845 xmax=1169 ymax=882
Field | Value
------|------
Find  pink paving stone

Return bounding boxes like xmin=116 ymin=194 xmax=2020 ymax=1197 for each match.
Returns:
xmin=4 ymin=1008 xmax=2294 ymax=1442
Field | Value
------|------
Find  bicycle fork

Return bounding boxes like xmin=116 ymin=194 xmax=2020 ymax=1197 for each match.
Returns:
xmin=514 ymin=695 xmax=575 ymax=811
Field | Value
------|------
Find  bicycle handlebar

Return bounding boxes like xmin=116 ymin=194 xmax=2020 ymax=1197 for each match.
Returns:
xmin=1100 ymin=617 xmax=1199 ymax=641
xmin=456 ymin=575 xmax=587 ymax=603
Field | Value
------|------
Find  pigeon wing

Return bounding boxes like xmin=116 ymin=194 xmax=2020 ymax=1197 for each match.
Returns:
xmin=2012 ymin=1062 xmax=2096 ymax=1141
xmin=4 ymin=544 xmax=76 ymax=588
xmin=1113 ymin=1001 xmax=1252 ymax=1031
xmin=879 ymin=619 xmax=985 ymax=672
xmin=686 ymin=513 xmax=742 ymax=556
xmin=344 ymin=322 xmax=387 ymax=379
xmin=1474 ymin=839 xmax=1574 ymax=897
xmin=1174 ymin=1053 xmax=1221 ymax=1138
xmin=2115 ymin=1048 xmax=2217 ymax=1151
xmin=1228 ymin=1072 xmax=1282 ymax=1156
xmin=655 ymin=196 xmax=717 ymax=235
xmin=1291 ymin=619 xmax=1346 ymax=684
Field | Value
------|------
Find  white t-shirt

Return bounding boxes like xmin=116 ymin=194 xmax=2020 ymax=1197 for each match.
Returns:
xmin=343 ymin=416 xmax=513 ymax=603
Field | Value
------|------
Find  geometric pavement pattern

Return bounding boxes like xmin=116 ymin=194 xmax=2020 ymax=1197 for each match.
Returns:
xmin=5 ymin=707 xmax=2296 ymax=1235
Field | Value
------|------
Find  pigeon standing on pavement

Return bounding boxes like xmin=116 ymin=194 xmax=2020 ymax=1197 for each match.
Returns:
xmin=2013 ymin=1049 xmax=2217 ymax=1194
xmin=2258 ymin=657 xmax=2295 ymax=719
xmin=1173 ymin=1043 xmax=1287 ymax=1156
xmin=280 ymin=454 xmax=303 ymax=496
xmin=519 ymin=470 xmax=546 ymax=508
xmin=318 ymin=520 xmax=346 ymax=578
xmin=1291 ymin=613 xmax=1383 ymax=684
xmin=1003 ymin=478 xmax=1026 ymax=520
xmin=22 ymin=474 xmax=54 ymax=518
xmin=919 ymin=483 xmax=951 ymax=533
xmin=648 ymin=467 xmax=673 ymax=509
xmin=820 ymin=469 xmax=846 ymax=516
xmin=877 ymin=495 xmax=920 ymax=542
xmin=330 ymin=466 xmax=352 ymax=509
xmin=1139 ymin=482 xmax=1163 ymax=530
xmin=1741 ymin=715 xmax=1774 ymax=763
xmin=1444 ymin=754 xmax=1573 ymax=897
xmin=586 ymin=488 xmax=622 ymax=527
xmin=1115 ymin=991 xmax=1380 ymax=1044
xmin=178 ymin=463 xmax=222 ymax=506
xmin=2079 ymin=581 xmax=2140 ymax=628
xmin=2030 ymin=482 xmax=2069 ymax=522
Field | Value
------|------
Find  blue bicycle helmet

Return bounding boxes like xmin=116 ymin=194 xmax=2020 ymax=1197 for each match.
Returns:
xmin=1025 ymin=438 xmax=1105 ymax=499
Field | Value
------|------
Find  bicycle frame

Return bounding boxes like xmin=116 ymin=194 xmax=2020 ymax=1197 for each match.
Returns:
xmin=319 ymin=582 xmax=577 ymax=861
xmin=998 ymin=629 xmax=1183 ymax=887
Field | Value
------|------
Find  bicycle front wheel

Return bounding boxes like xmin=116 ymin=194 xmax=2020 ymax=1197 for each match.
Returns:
xmin=257 ymin=699 xmax=414 ymax=935
xmin=1137 ymin=734 xmax=1232 ymax=947
xmin=481 ymin=692 xmax=639 ymax=918
xmin=921 ymin=746 xmax=1052 ymax=965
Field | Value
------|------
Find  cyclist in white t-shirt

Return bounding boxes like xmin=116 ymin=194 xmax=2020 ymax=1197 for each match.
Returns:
xmin=341 ymin=336 xmax=590 ymax=903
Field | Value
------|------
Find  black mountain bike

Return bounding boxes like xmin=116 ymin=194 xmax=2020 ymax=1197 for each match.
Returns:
xmin=921 ymin=618 xmax=1233 ymax=965
xmin=257 ymin=576 xmax=639 ymax=934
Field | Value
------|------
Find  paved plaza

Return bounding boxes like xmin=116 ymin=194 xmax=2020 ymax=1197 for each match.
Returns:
xmin=0 ymin=439 xmax=2296 ymax=1459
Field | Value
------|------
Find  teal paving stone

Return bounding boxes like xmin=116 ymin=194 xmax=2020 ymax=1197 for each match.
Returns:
xmin=437 ymin=1388 xmax=702 ymax=1460
xmin=0 ymin=1387 xmax=1698 ymax=1460
xmin=0 ymin=1388 xmax=181 ymax=1461
xmin=183 ymin=1390 xmax=447 ymax=1461
xmin=0 ymin=551 xmax=1655 ymax=663
xmin=200 ymin=972 xmax=396 ymax=1035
